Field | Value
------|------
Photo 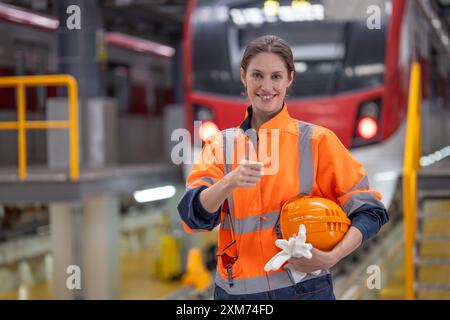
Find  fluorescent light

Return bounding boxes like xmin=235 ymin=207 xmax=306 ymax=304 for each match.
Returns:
xmin=134 ymin=185 xmax=176 ymax=203
xmin=197 ymin=7 xmax=212 ymax=23
xmin=230 ymin=9 xmax=246 ymax=26
xmin=432 ymin=18 xmax=442 ymax=30
xmin=0 ymin=2 xmax=59 ymax=30
xmin=244 ymin=8 xmax=264 ymax=25
xmin=264 ymin=0 xmax=280 ymax=17
xmin=278 ymin=4 xmax=324 ymax=23
xmin=215 ymin=6 xmax=229 ymax=22
xmin=294 ymin=62 xmax=307 ymax=72
xmin=441 ymin=35 xmax=449 ymax=47
xmin=292 ymin=0 xmax=311 ymax=9
xmin=230 ymin=4 xmax=323 ymax=26
xmin=354 ymin=63 xmax=385 ymax=76
xmin=420 ymin=145 xmax=450 ymax=167
xmin=105 ymin=32 xmax=175 ymax=58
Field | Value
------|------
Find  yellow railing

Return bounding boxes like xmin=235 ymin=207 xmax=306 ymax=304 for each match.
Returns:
xmin=0 ymin=75 xmax=79 ymax=181
xmin=403 ymin=62 xmax=422 ymax=300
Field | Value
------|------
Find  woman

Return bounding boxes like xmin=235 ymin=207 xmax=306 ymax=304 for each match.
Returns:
xmin=177 ymin=35 xmax=389 ymax=300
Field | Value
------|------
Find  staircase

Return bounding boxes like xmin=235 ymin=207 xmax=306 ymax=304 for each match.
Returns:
xmin=414 ymin=160 xmax=450 ymax=299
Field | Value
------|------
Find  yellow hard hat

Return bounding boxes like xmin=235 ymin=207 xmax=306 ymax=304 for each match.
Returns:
xmin=277 ymin=196 xmax=351 ymax=251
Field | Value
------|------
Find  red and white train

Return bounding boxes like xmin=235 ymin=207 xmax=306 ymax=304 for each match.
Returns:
xmin=183 ymin=0 xmax=450 ymax=209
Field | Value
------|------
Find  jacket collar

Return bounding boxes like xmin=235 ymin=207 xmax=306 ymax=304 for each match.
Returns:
xmin=239 ymin=103 xmax=291 ymax=132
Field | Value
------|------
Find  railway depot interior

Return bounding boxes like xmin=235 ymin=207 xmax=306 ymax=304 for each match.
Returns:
xmin=0 ymin=0 xmax=449 ymax=300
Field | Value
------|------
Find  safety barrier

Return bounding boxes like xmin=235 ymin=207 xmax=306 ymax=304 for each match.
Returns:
xmin=0 ymin=75 xmax=79 ymax=181
xmin=403 ymin=62 xmax=421 ymax=300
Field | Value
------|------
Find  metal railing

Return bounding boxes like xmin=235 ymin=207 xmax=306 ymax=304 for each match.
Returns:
xmin=403 ymin=62 xmax=421 ymax=300
xmin=0 ymin=75 xmax=79 ymax=181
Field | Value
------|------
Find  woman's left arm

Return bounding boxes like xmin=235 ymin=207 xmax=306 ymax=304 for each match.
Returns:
xmin=290 ymin=128 xmax=389 ymax=273
xmin=289 ymin=226 xmax=362 ymax=273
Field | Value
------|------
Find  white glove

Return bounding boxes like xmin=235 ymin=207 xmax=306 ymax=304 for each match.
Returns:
xmin=264 ymin=225 xmax=321 ymax=281
xmin=263 ymin=236 xmax=298 ymax=272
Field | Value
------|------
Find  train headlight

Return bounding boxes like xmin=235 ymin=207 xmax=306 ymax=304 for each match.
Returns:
xmin=357 ymin=117 xmax=378 ymax=140
xmin=351 ymin=98 xmax=381 ymax=148
xmin=198 ymin=121 xmax=219 ymax=141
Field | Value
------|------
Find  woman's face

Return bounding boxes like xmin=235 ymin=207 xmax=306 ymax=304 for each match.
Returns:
xmin=241 ymin=52 xmax=294 ymax=116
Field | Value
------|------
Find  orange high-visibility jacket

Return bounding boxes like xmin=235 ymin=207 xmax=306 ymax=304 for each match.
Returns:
xmin=178 ymin=104 xmax=387 ymax=295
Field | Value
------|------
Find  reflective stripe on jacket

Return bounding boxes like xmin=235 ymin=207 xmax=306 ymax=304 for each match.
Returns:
xmin=177 ymin=104 xmax=387 ymax=295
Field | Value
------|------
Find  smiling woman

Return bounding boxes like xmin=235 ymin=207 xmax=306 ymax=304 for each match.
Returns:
xmin=239 ymin=36 xmax=295 ymax=129
xmin=177 ymin=35 xmax=389 ymax=301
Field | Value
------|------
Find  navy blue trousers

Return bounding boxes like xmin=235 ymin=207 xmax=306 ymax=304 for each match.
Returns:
xmin=214 ymin=274 xmax=336 ymax=300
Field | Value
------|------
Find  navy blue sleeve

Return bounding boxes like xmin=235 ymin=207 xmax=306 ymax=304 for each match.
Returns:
xmin=349 ymin=203 xmax=389 ymax=242
xmin=177 ymin=185 xmax=222 ymax=231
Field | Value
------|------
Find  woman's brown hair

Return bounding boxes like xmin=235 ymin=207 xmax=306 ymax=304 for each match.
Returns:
xmin=240 ymin=35 xmax=296 ymax=81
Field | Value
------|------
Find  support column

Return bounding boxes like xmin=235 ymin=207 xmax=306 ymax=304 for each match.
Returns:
xmin=49 ymin=195 xmax=120 ymax=299
xmin=57 ymin=0 xmax=105 ymax=99
xmin=49 ymin=202 xmax=83 ymax=299
xmin=54 ymin=0 xmax=115 ymax=168
xmin=81 ymin=195 xmax=120 ymax=299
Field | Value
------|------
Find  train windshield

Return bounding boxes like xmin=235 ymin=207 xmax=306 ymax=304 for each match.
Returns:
xmin=191 ymin=0 xmax=390 ymax=98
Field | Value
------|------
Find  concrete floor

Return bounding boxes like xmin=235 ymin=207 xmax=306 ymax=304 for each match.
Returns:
xmin=0 ymin=248 xmax=185 ymax=300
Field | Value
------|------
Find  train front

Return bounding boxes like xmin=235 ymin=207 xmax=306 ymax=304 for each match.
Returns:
xmin=185 ymin=0 xmax=405 ymax=209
